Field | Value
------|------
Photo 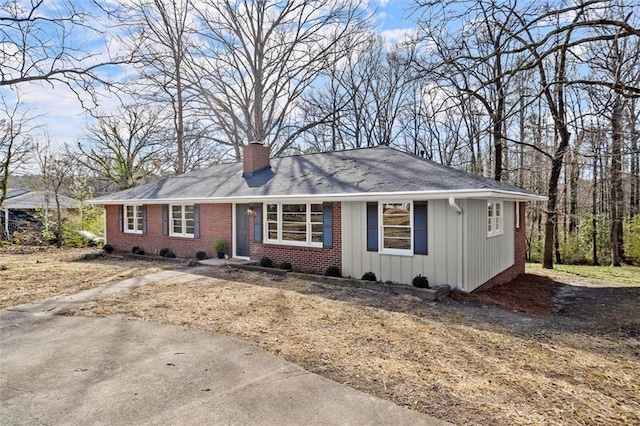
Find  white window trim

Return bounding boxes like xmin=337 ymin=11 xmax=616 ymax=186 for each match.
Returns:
xmin=169 ymin=204 xmax=195 ymax=238
xmin=487 ymin=200 xmax=504 ymax=238
xmin=379 ymin=201 xmax=413 ymax=256
xmin=124 ymin=204 xmax=143 ymax=234
xmin=515 ymin=202 xmax=520 ymax=229
xmin=264 ymin=202 xmax=323 ymax=248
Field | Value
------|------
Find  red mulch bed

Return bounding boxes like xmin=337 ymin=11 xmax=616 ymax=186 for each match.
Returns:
xmin=450 ymin=274 xmax=560 ymax=315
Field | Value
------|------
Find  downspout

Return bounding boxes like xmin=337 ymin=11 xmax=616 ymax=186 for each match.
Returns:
xmin=448 ymin=197 xmax=462 ymax=214
xmin=448 ymin=197 xmax=464 ymax=290
xmin=103 ymin=206 xmax=107 ymax=245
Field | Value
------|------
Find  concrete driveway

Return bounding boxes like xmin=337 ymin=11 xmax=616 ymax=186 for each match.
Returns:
xmin=1 ymin=281 xmax=450 ymax=425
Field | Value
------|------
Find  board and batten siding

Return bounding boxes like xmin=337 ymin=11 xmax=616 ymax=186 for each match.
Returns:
xmin=342 ymin=199 xmax=516 ymax=292
xmin=341 ymin=200 xmax=462 ymax=287
xmin=462 ymin=199 xmax=515 ymax=292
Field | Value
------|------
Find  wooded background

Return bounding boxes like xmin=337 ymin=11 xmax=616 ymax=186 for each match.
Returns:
xmin=1 ymin=0 xmax=639 ymax=267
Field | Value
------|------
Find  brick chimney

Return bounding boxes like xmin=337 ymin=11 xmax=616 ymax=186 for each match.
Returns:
xmin=243 ymin=141 xmax=270 ymax=176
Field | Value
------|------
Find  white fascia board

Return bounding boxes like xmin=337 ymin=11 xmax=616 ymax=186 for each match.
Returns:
xmin=90 ymin=189 xmax=546 ymax=205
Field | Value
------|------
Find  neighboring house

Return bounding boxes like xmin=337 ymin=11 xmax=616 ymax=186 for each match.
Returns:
xmin=91 ymin=143 xmax=545 ymax=292
xmin=1 ymin=188 xmax=79 ymax=237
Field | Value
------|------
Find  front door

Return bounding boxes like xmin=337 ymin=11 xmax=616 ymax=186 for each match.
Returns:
xmin=236 ymin=204 xmax=250 ymax=257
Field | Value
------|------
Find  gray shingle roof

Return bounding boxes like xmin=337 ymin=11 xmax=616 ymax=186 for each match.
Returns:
xmin=91 ymin=146 xmax=544 ymax=204
xmin=3 ymin=190 xmax=78 ymax=209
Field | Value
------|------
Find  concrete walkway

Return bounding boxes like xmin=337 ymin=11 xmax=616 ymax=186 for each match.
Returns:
xmin=0 ymin=269 xmax=451 ymax=426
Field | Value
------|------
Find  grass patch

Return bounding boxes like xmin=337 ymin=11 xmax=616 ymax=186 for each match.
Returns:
xmin=0 ymin=247 xmax=178 ymax=309
xmin=526 ymin=263 xmax=640 ymax=287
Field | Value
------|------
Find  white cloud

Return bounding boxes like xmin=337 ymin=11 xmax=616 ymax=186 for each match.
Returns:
xmin=379 ymin=28 xmax=417 ymax=45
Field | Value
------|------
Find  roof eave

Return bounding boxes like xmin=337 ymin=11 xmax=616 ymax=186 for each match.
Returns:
xmin=89 ymin=189 xmax=546 ymax=205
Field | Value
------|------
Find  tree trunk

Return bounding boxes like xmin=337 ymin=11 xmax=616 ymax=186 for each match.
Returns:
xmin=569 ymin=146 xmax=579 ymax=235
xmin=175 ymin=63 xmax=185 ymax=174
xmin=592 ymin=140 xmax=599 ymax=266
xmin=610 ymin=97 xmax=624 ymax=266
xmin=55 ymin=195 xmax=62 ymax=248
xmin=543 ymin=125 xmax=570 ymax=269
xmin=631 ymin=113 xmax=639 ymax=219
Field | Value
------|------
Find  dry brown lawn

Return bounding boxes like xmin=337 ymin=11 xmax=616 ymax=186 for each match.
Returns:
xmin=0 ymin=247 xmax=178 ymax=309
xmin=53 ymin=265 xmax=640 ymax=426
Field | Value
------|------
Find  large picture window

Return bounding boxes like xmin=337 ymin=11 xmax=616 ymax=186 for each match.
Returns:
xmin=266 ymin=203 xmax=324 ymax=246
xmin=125 ymin=205 xmax=143 ymax=234
xmin=380 ymin=202 xmax=413 ymax=255
xmin=170 ymin=205 xmax=195 ymax=237
xmin=487 ymin=201 xmax=503 ymax=237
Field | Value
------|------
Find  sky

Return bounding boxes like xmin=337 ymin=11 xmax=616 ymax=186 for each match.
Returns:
xmin=3 ymin=0 xmax=418 ymax=154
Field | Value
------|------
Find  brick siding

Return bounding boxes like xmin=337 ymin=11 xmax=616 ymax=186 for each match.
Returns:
xmin=473 ymin=201 xmax=526 ymax=292
xmin=249 ymin=202 xmax=342 ymax=275
xmin=105 ymin=202 xmax=342 ymax=274
xmin=105 ymin=203 xmax=232 ymax=259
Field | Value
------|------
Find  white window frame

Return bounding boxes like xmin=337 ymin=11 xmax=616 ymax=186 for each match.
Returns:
xmin=487 ymin=200 xmax=504 ymax=238
xmin=379 ymin=201 xmax=413 ymax=256
xmin=124 ymin=204 xmax=143 ymax=234
xmin=169 ymin=204 xmax=195 ymax=238
xmin=515 ymin=202 xmax=520 ymax=229
xmin=264 ymin=202 xmax=323 ymax=247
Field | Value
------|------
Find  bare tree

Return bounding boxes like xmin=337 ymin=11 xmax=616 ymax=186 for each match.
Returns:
xmin=120 ymin=0 xmax=195 ymax=173
xmin=414 ymin=0 xmax=524 ymax=181
xmin=76 ymin=104 xmax=167 ymax=190
xmin=1 ymin=0 xmax=133 ymax=106
xmin=414 ymin=0 xmax=640 ymax=269
xmin=35 ymin=138 xmax=75 ymax=247
xmin=0 ymin=94 xmax=37 ymax=207
xmin=584 ymin=4 xmax=640 ymax=266
xmin=188 ymin=0 xmax=371 ymax=159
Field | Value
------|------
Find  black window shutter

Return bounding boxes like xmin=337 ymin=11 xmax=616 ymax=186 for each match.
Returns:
xmin=254 ymin=204 xmax=262 ymax=243
xmin=366 ymin=202 xmax=378 ymax=252
xmin=118 ymin=206 xmax=123 ymax=233
xmin=414 ymin=201 xmax=428 ymax=255
xmin=162 ymin=205 xmax=169 ymax=236
xmin=142 ymin=205 xmax=147 ymax=234
xmin=322 ymin=203 xmax=333 ymax=248
xmin=193 ymin=204 xmax=200 ymax=238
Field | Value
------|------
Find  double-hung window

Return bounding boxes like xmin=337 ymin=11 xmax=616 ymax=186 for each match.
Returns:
xmin=380 ymin=202 xmax=413 ymax=255
xmin=124 ymin=205 xmax=143 ymax=234
xmin=367 ymin=201 xmax=427 ymax=256
xmin=265 ymin=203 xmax=323 ymax=247
xmin=170 ymin=205 xmax=195 ymax=237
xmin=487 ymin=201 xmax=503 ymax=237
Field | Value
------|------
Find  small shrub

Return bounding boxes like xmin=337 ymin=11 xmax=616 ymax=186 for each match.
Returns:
xmin=260 ymin=257 xmax=274 ymax=268
xmin=325 ymin=265 xmax=341 ymax=277
xmin=103 ymin=244 xmax=114 ymax=253
xmin=213 ymin=239 xmax=228 ymax=254
xmin=195 ymin=251 xmax=207 ymax=260
xmin=159 ymin=248 xmax=176 ymax=258
xmin=134 ymin=247 xmax=145 ymax=255
xmin=412 ymin=274 xmax=429 ymax=288
xmin=361 ymin=271 xmax=377 ymax=282
xmin=279 ymin=261 xmax=292 ymax=271
xmin=64 ymin=233 xmax=88 ymax=248
xmin=132 ymin=246 xmax=141 ymax=254
xmin=187 ymin=259 xmax=199 ymax=267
